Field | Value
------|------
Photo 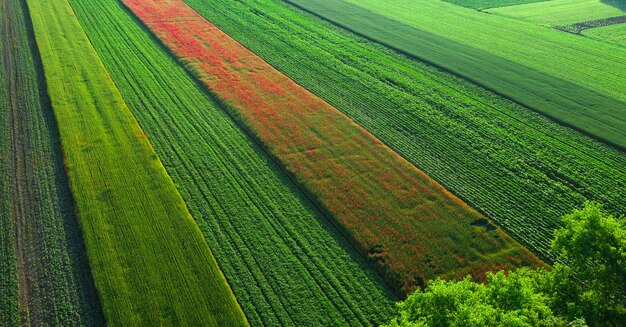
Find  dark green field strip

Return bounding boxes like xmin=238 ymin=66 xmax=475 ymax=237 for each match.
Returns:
xmin=24 ymin=0 xmax=247 ymax=325
xmin=0 ymin=0 xmax=105 ymax=325
xmin=442 ymin=0 xmax=548 ymax=9
xmin=68 ymin=0 xmax=396 ymax=325
xmin=285 ymin=0 xmax=626 ymax=150
xmin=184 ymin=0 xmax=626 ymax=260
xmin=555 ymin=15 xmax=626 ymax=34
xmin=0 ymin=9 xmax=18 ymax=325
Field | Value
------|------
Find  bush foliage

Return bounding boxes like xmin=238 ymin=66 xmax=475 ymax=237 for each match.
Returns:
xmin=386 ymin=203 xmax=625 ymax=326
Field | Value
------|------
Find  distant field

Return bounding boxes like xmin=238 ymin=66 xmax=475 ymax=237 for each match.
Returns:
xmin=24 ymin=0 xmax=247 ymax=325
xmin=287 ymin=0 xmax=626 ymax=150
xmin=443 ymin=0 xmax=547 ymax=9
xmin=68 ymin=0 xmax=397 ymax=324
xmin=125 ymin=0 xmax=542 ymax=295
xmin=583 ymin=23 xmax=626 ymax=46
xmin=183 ymin=0 xmax=626 ymax=263
xmin=490 ymin=0 xmax=626 ymax=25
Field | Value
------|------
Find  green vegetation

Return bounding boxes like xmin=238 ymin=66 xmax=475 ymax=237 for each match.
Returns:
xmin=442 ymin=0 xmax=547 ymax=10
xmin=129 ymin=0 xmax=542 ymax=295
xmin=184 ymin=0 xmax=626 ymax=261
xmin=0 ymin=3 xmax=18 ymax=324
xmin=67 ymin=0 xmax=396 ymax=324
xmin=0 ymin=0 xmax=104 ymax=324
xmin=24 ymin=0 xmax=247 ymax=325
xmin=287 ymin=0 xmax=626 ymax=149
xmin=385 ymin=203 xmax=626 ymax=327
xmin=386 ymin=270 xmax=568 ymax=327
xmin=490 ymin=0 xmax=626 ymax=26
xmin=583 ymin=23 xmax=626 ymax=46
xmin=0 ymin=0 xmax=621 ymax=324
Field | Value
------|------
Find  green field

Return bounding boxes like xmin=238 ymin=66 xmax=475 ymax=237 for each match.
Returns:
xmin=67 ymin=0 xmax=397 ymax=324
xmin=0 ymin=0 xmax=623 ymax=324
xmin=490 ymin=0 xmax=626 ymax=25
xmin=285 ymin=0 xmax=626 ymax=150
xmin=583 ymin=23 xmax=626 ymax=46
xmin=183 ymin=0 xmax=626 ymax=261
xmin=0 ymin=2 xmax=17 ymax=323
xmin=0 ymin=0 xmax=103 ymax=324
xmin=443 ymin=0 xmax=547 ymax=9
xmin=24 ymin=0 xmax=247 ymax=325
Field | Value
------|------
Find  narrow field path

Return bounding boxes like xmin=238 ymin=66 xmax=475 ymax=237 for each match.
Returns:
xmin=0 ymin=3 xmax=18 ymax=323
xmin=124 ymin=0 xmax=543 ymax=295
xmin=0 ymin=0 xmax=104 ymax=324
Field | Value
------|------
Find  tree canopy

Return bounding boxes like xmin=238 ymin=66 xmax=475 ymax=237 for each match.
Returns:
xmin=385 ymin=202 xmax=625 ymax=327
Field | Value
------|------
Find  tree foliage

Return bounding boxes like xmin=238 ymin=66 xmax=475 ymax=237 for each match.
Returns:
xmin=385 ymin=202 xmax=625 ymax=326
xmin=550 ymin=202 xmax=626 ymax=325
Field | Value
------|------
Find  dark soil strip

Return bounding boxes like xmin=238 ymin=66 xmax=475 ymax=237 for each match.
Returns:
xmin=1 ymin=0 xmax=105 ymax=325
xmin=555 ymin=15 xmax=626 ymax=34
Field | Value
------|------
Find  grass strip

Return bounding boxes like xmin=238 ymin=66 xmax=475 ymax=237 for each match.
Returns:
xmin=583 ymin=23 xmax=626 ymax=47
xmin=490 ymin=0 xmax=626 ymax=26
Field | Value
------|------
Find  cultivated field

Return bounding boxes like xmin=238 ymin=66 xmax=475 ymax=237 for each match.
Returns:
xmin=0 ymin=0 xmax=103 ymax=324
xmin=583 ymin=23 xmax=626 ymax=46
xmin=124 ymin=0 xmax=542 ymax=295
xmin=490 ymin=0 xmax=625 ymax=25
xmin=68 ymin=0 xmax=397 ymax=324
xmin=443 ymin=0 xmax=547 ymax=9
xmin=1 ymin=0 xmax=624 ymax=325
xmin=287 ymin=0 xmax=626 ymax=150
xmin=184 ymin=0 xmax=626 ymax=262
xmin=24 ymin=0 xmax=247 ymax=325
xmin=0 ymin=5 xmax=16 ymax=323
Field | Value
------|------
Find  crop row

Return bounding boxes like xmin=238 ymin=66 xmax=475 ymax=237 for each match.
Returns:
xmin=287 ymin=0 xmax=626 ymax=149
xmin=67 ymin=0 xmax=397 ymax=325
xmin=0 ymin=0 xmax=103 ymax=324
xmin=342 ymin=0 xmax=626 ymax=103
xmin=125 ymin=0 xmax=541 ymax=295
xmin=181 ymin=0 xmax=626 ymax=261
xmin=0 ymin=3 xmax=18 ymax=322
xmin=24 ymin=0 xmax=247 ymax=325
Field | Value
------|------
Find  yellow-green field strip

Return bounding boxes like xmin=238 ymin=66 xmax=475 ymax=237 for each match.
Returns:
xmin=490 ymin=0 xmax=625 ymax=26
xmin=583 ymin=23 xmax=626 ymax=47
xmin=24 ymin=0 xmax=247 ymax=325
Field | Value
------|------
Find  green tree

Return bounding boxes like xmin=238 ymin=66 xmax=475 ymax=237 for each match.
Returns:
xmin=550 ymin=202 xmax=625 ymax=325
xmin=384 ymin=269 xmax=562 ymax=327
xmin=384 ymin=202 xmax=625 ymax=327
